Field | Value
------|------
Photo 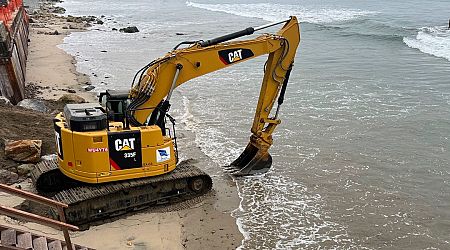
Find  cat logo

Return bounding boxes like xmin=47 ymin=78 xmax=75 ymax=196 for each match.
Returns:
xmin=228 ymin=49 xmax=243 ymax=63
xmin=115 ymin=138 xmax=135 ymax=151
xmin=218 ymin=48 xmax=254 ymax=65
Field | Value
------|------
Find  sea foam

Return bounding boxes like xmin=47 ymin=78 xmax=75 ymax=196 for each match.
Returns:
xmin=186 ymin=1 xmax=375 ymax=24
xmin=403 ymin=26 xmax=450 ymax=61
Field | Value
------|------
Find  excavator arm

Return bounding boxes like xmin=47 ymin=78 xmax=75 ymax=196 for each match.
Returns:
xmin=128 ymin=17 xmax=300 ymax=175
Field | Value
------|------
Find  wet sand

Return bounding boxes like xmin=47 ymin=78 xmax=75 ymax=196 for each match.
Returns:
xmin=0 ymin=2 xmax=243 ymax=249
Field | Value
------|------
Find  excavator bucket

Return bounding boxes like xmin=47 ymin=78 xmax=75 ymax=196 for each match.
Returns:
xmin=225 ymin=141 xmax=272 ymax=176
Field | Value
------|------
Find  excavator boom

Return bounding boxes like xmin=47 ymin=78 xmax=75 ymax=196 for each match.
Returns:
xmin=129 ymin=17 xmax=300 ymax=175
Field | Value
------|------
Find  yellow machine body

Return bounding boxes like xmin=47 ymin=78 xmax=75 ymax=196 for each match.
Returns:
xmin=55 ymin=17 xmax=300 ymax=182
xmin=54 ymin=114 xmax=176 ymax=183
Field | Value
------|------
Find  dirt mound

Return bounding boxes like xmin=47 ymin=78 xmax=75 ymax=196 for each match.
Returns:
xmin=0 ymin=101 xmax=63 ymax=170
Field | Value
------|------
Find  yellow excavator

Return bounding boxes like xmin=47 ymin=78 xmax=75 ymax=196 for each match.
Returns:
xmin=31 ymin=17 xmax=300 ymax=226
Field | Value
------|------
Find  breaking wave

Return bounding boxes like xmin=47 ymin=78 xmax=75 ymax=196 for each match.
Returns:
xmin=234 ymin=175 xmax=354 ymax=249
xmin=176 ymin=90 xmax=354 ymax=249
xmin=186 ymin=1 xmax=376 ymax=24
xmin=403 ymin=26 xmax=450 ymax=61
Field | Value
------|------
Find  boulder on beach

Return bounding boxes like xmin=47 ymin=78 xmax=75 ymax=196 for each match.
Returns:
xmin=17 ymin=163 xmax=35 ymax=176
xmin=4 ymin=139 xmax=42 ymax=163
xmin=17 ymin=99 xmax=49 ymax=113
xmin=66 ymin=15 xmax=83 ymax=23
xmin=84 ymin=85 xmax=95 ymax=91
xmin=50 ymin=6 xmax=65 ymax=14
xmin=58 ymin=94 xmax=85 ymax=104
xmin=0 ymin=96 xmax=11 ymax=106
xmin=119 ymin=26 xmax=139 ymax=33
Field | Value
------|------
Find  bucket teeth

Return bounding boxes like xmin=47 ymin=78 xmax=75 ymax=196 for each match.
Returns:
xmin=226 ymin=141 xmax=273 ymax=176
xmin=225 ymin=155 xmax=272 ymax=176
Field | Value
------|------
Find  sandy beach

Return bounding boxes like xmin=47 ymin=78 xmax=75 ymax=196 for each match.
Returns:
xmin=0 ymin=1 xmax=243 ymax=249
xmin=26 ymin=2 xmax=94 ymax=102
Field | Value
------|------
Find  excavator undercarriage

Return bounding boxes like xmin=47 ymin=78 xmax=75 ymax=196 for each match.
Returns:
xmin=31 ymin=159 xmax=212 ymax=226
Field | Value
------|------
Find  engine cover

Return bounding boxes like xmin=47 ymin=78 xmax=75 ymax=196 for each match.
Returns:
xmin=64 ymin=103 xmax=107 ymax=132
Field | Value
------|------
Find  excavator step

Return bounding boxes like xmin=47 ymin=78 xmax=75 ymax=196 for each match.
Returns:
xmin=1 ymin=228 xmax=17 ymax=247
xmin=47 ymin=239 xmax=62 ymax=250
xmin=0 ymin=225 xmax=93 ymax=250
xmin=32 ymin=237 xmax=48 ymax=250
xmin=16 ymin=232 xmax=32 ymax=249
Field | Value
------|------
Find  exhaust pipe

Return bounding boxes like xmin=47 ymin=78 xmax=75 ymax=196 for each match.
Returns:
xmin=225 ymin=135 xmax=273 ymax=176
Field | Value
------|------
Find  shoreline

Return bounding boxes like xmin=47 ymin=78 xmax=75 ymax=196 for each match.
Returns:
xmin=1 ymin=1 xmax=244 ymax=249
xmin=25 ymin=1 xmax=95 ymax=102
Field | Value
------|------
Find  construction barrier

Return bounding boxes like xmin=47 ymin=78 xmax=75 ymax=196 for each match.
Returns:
xmin=0 ymin=0 xmax=28 ymax=104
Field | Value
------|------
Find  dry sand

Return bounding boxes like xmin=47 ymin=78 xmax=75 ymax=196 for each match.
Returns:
xmin=26 ymin=3 xmax=94 ymax=102
xmin=0 ymin=2 xmax=243 ymax=249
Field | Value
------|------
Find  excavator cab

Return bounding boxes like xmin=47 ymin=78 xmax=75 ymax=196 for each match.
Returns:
xmin=99 ymin=90 xmax=172 ymax=138
xmin=99 ymin=90 xmax=130 ymax=124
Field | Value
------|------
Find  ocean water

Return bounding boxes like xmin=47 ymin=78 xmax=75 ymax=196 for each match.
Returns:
xmin=58 ymin=0 xmax=450 ymax=249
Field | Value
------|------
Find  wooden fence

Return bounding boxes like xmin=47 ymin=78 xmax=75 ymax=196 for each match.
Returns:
xmin=0 ymin=3 xmax=28 ymax=104
xmin=0 ymin=183 xmax=81 ymax=250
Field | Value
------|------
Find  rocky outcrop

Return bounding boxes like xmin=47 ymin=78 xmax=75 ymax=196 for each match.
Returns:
xmin=4 ymin=140 xmax=42 ymax=163
xmin=57 ymin=94 xmax=85 ymax=104
xmin=119 ymin=26 xmax=139 ymax=33
xmin=66 ymin=15 xmax=102 ymax=24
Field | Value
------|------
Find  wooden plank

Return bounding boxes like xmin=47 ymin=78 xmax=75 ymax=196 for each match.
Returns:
xmin=48 ymin=240 xmax=63 ymax=250
xmin=0 ymin=205 xmax=79 ymax=231
xmin=16 ymin=232 xmax=33 ymax=249
xmin=0 ymin=184 xmax=69 ymax=209
xmin=4 ymin=51 xmax=22 ymax=104
xmin=10 ymin=45 xmax=23 ymax=99
xmin=13 ymin=15 xmax=27 ymax=80
xmin=13 ymin=34 xmax=25 ymax=80
xmin=0 ymin=245 xmax=24 ymax=250
xmin=32 ymin=236 xmax=49 ymax=250
xmin=0 ymin=21 xmax=11 ymax=55
xmin=0 ymin=225 xmax=87 ymax=249
xmin=0 ymin=64 xmax=14 ymax=100
xmin=0 ymin=8 xmax=28 ymax=104
xmin=1 ymin=228 xmax=17 ymax=246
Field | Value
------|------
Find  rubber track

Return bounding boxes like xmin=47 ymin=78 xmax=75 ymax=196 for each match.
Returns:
xmin=31 ymin=159 xmax=212 ymax=226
